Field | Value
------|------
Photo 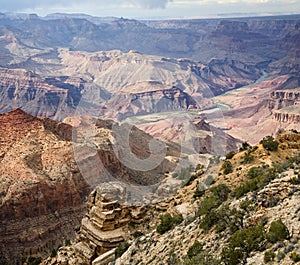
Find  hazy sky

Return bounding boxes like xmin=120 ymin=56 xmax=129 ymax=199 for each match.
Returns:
xmin=0 ymin=0 xmax=299 ymax=19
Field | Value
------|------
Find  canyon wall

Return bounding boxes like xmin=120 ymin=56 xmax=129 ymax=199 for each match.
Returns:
xmin=0 ymin=109 xmax=91 ymax=263
xmin=269 ymin=88 xmax=300 ymax=123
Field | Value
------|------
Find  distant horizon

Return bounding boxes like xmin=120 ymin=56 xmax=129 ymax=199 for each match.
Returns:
xmin=2 ymin=10 xmax=300 ymax=21
xmin=0 ymin=0 xmax=299 ymax=20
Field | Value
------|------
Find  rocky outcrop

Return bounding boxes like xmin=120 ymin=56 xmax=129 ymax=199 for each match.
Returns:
xmin=74 ymin=183 xmax=146 ymax=264
xmin=269 ymin=89 xmax=300 ymax=109
xmin=0 ymin=68 xmax=107 ymax=120
xmin=103 ymin=85 xmax=199 ymax=120
xmin=111 ymin=131 xmax=300 ymax=265
xmin=274 ymin=110 xmax=300 ymax=123
xmin=137 ymin=118 xmax=241 ymax=157
xmin=269 ymin=88 xmax=300 ymax=123
xmin=0 ymin=109 xmax=91 ymax=263
xmin=42 ymin=182 xmax=148 ymax=265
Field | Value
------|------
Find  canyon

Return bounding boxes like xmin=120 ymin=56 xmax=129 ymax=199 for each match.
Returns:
xmin=0 ymin=12 xmax=299 ymax=264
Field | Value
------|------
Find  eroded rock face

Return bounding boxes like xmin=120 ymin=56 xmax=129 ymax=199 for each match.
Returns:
xmin=74 ymin=183 xmax=145 ymax=263
xmin=0 ymin=68 xmax=87 ymax=120
xmin=269 ymin=88 xmax=300 ymax=123
xmin=42 ymin=183 xmax=148 ymax=265
xmin=103 ymin=85 xmax=199 ymax=120
xmin=0 ymin=109 xmax=91 ymax=263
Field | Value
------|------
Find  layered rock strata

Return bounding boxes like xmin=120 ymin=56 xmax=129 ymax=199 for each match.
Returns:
xmin=0 ymin=109 xmax=90 ymax=263
xmin=74 ymin=183 xmax=146 ymax=264
xmin=269 ymin=88 xmax=300 ymax=123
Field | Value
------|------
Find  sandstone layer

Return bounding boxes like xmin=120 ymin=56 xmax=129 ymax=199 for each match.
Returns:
xmin=0 ymin=109 xmax=91 ymax=263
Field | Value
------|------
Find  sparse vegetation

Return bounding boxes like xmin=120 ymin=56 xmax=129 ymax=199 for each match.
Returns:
xmin=184 ymin=240 xmax=219 ymax=265
xmin=290 ymin=252 xmax=300 ymax=262
xmin=197 ymin=194 xmax=221 ymax=216
xmin=242 ymin=150 xmax=254 ymax=164
xmin=221 ymin=160 xmax=233 ymax=175
xmin=221 ymin=224 xmax=265 ymax=265
xmin=266 ymin=219 xmax=289 ymax=243
xmin=289 ymin=175 xmax=300 ymax=185
xmin=233 ymin=165 xmax=279 ymax=198
xmin=115 ymin=242 xmax=131 ymax=258
xmin=187 ymin=241 xmax=203 ymax=259
xmin=239 ymin=141 xmax=251 ymax=151
xmin=264 ymin=250 xmax=275 ymax=263
xmin=210 ymin=184 xmax=231 ymax=202
xmin=247 ymin=166 xmax=264 ymax=179
xmin=260 ymin=136 xmax=279 ymax=151
xmin=225 ymin=151 xmax=235 ymax=160
xmin=156 ymin=213 xmax=183 ymax=234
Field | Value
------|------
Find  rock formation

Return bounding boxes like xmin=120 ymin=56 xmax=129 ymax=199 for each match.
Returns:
xmin=42 ymin=182 xmax=149 ymax=265
xmin=103 ymin=84 xmax=200 ymax=120
xmin=75 ymin=183 xmax=146 ymax=264
xmin=42 ymin=130 xmax=300 ymax=265
xmin=0 ymin=109 xmax=181 ymax=263
xmin=112 ymin=130 xmax=300 ymax=265
xmin=269 ymin=88 xmax=300 ymax=123
xmin=0 ymin=109 xmax=91 ymax=263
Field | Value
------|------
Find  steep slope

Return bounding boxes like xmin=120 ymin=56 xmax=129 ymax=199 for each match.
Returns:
xmin=0 ymin=68 xmax=108 ymax=120
xmin=0 ymin=109 xmax=181 ymax=263
xmin=0 ymin=109 xmax=91 ymax=263
xmin=43 ymin=130 xmax=300 ymax=265
xmin=137 ymin=118 xmax=240 ymax=156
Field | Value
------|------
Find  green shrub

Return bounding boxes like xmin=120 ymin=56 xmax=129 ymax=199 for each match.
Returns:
xmin=242 ymin=151 xmax=254 ymax=164
xmin=133 ymin=231 xmax=143 ymax=238
xmin=247 ymin=166 xmax=264 ymax=179
xmin=290 ymin=252 xmax=300 ymax=262
xmin=266 ymin=219 xmax=289 ymax=243
xmin=187 ymin=241 xmax=203 ymax=259
xmin=277 ymin=251 xmax=285 ymax=262
xmin=239 ymin=141 xmax=251 ymax=151
xmin=289 ymin=175 xmax=300 ymax=185
xmin=197 ymin=194 xmax=221 ymax=216
xmin=260 ymin=136 xmax=279 ymax=151
xmin=199 ymin=210 xmax=219 ymax=230
xmin=233 ymin=165 xmax=278 ymax=198
xmin=210 ymin=184 xmax=231 ymax=202
xmin=200 ymin=204 xmax=244 ymax=233
xmin=115 ymin=242 xmax=130 ymax=258
xmin=221 ymin=224 xmax=265 ymax=265
xmin=156 ymin=213 xmax=183 ymax=234
xmin=173 ymin=214 xmax=184 ymax=225
xmin=222 ymin=160 xmax=233 ymax=175
xmin=195 ymin=163 xmax=204 ymax=171
xmin=156 ymin=213 xmax=174 ymax=234
xmin=226 ymin=151 xmax=236 ymax=160
xmin=50 ymin=249 xmax=57 ymax=258
xmin=233 ymin=179 xmax=258 ymax=198
xmin=264 ymin=250 xmax=275 ymax=263
xmin=239 ymin=199 xmax=254 ymax=212
xmin=184 ymin=247 xmax=219 ymax=265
